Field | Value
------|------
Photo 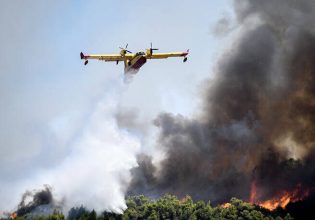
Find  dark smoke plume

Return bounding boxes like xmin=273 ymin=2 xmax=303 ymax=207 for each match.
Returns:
xmin=128 ymin=0 xmax=315 ymax=204
xmin=16 ymin=185 xmax=56 ymax=217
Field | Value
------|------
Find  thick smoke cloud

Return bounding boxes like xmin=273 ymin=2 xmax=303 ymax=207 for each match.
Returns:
xmin=16 ymin=186 xmax=56 ymax=217
xmin=129 ymin=0 xmax=315 ymax=204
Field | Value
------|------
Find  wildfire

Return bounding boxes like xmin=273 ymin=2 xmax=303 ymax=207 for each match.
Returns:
xmin=249 ymin=180 xmax=257 ymax=203
xmin=250 ymin=182 xmax=310 ymax=211
xmin=221 ymin=203 xmax=232 ymax=208
xmin=258 ymin=194 xmax=291 ymax=210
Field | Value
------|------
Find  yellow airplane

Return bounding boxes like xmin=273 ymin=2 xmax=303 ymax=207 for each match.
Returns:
xmin=80 ymin=43 xmax=189 ymax=73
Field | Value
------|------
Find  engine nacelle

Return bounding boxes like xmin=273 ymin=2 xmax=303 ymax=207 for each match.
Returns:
xmin=146 ymin=49 xmax=152 ymax=57
xmin=120 ymin=49 xmax=127 ymax=56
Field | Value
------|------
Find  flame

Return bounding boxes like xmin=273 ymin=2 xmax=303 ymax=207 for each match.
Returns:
xmin=250 ymin=180 xmax=257 ymax=203
xmin=258 ymin=194 xmax=291 ymax=210
xmin=221 ymin=203 xmax=232 ymax=208
xmin=258 ymin=186 xmax=310 ymax=211
xmin=250 ymin=182 xmax=310 ymax=211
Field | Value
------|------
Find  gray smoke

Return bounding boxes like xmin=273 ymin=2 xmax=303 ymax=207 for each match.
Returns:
xmin=128 ymin=0 xmax=315 ymax=204
xmin=15 ymin=185 xmax=60 ymax=217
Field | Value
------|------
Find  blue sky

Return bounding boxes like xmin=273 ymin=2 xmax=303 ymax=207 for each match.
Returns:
xmin=0 ymin=0 xmax=235 ymax=212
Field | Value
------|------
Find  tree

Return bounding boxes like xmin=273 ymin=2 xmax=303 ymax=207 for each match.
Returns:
xmin=14 ymin=195 xmax=293 ymax=220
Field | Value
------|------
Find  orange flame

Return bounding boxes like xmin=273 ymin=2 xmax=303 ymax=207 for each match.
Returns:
xmin=250 ymin=182 xmax=310 ymax=211
xmin=221 ymin=203 xmax=232 ymax=208
xmin=258 ymin=186 xmax=310 ymax=211
xmin=250 ymin=180 xmax=257 ymax=203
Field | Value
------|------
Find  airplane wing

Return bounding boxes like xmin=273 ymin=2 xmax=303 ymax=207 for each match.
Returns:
xmin=148 ymin=51 xmax=188 ymax=59
xmin=80 ymin=52 xmax=128 ymax=61
xmin=80 ymin=52 xmax=135 ymax=65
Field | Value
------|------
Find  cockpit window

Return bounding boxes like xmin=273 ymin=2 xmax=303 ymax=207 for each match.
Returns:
xmin=136 ymin=52 xmax=145 ymax=56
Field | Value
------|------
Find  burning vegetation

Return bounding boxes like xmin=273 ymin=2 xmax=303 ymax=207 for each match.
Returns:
xmin=3 ymin=195 xmax=294 ymax=220
xmin=250 ymin=182 xmax=311 ymax=211
xmin=0 ymin=186 xmax=62 ymax=220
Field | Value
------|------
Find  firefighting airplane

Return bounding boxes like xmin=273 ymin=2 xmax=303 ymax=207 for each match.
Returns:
xmin=80 ymin=43 xmax=189 ymax=73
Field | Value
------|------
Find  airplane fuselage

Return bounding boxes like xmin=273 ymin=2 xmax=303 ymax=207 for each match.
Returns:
xmin=124 ymin=53 xmax=147 ymax=73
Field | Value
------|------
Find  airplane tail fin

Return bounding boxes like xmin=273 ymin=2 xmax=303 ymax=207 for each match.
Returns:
xmin=80 ymin=52 xmax=85 ymax=59
xmin=80 ymin=52 xmax=89 ymax=65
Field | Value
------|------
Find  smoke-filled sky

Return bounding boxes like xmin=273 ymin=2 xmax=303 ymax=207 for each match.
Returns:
xmin=0 ymin=0 xmax=233 ymax=214
xmin=129 ymin=0 xmax=315 ymax=206
xmin=4 ymin=0 xmax=315 ymax=216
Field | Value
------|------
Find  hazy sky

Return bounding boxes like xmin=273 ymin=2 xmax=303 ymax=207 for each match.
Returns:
xmin=0 ymin=0 xmax=234 ymax=212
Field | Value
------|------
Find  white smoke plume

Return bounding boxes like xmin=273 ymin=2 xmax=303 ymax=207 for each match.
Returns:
xmin=0 ymin=77 xmax=140 ymax=214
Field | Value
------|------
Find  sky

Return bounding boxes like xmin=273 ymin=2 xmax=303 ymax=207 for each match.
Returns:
xmin=0 ymin=0 xmax=234 ymax=213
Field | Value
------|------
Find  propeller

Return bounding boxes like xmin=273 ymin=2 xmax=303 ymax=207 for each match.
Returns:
xmin=119 ymin=43 xmax=132 ymax=54
xmin=150 ymin=42 xmax=159 ymax=54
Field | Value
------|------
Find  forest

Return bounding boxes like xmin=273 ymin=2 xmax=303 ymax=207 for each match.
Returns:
xmin=12 ymin=195 xmax=294 ymax=220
